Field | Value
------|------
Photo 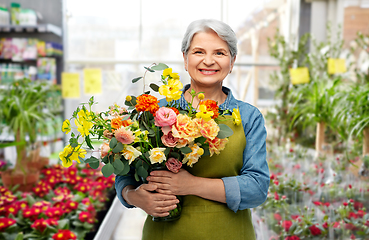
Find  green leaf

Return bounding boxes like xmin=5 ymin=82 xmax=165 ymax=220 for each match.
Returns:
xmin=109 ymin=137 xmax=117 ymax=149
xmin=149 ymin=83 xmax=160 ymax=92
xmin=144 ymin=67 xmax=155 ymax=72
xmin=69 ymin=138 xmax=79 ymax=148
xmin=102 ymin=163 xmax=114 ymax=177
xmin=217 ymin=124 xmax=234 ymax=139
xmin=125 ymin=96 xmax=137 ymax=106
xmin=151 ymin=63 xmax=169 ymax=70
xmin=14 ymin=232 xmax=23 ymax=240
xmin=134 ymin=171 xmax=140 ymax=181
xmin=116 ymin=162 xmax=130 ymax=176
xmin=112 ymin=142 xmax=124 ymax=153
xmin=113 ymin=159 xmax=124 ymax=171
xmin=101 ymin=155 xmax=109 ymax=164
xmin=26 ymin=194 xmax=36 ymax=206
xmin=58 ymin=219 xmax=69 ymax=229
xmin=195 ymin=136 xmax=207 ymax=145
xmin=132 ymin=76 xmax=143 ymax=83
xmin=84 ymin=156 xmax=100 ymax=169
xmin=180 ymin=146 xmax=192 ymax=154
xmin=138 ymin=166 xmax=148 ymax=179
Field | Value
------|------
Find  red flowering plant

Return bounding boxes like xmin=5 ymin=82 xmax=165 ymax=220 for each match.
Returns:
xmin=59 ymin=63 xmax=239 ymax=221
xmin=0 ymin=164 xmax=115 ymax=240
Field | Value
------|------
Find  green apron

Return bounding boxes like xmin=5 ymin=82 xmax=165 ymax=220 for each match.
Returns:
xmin=142 ymin=116 xmax=256 ymax=240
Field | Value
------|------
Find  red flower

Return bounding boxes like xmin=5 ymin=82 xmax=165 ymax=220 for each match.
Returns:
xmin=23 ymin=207 xmax=42 ymax=221
xmin=4 ymin=204 xmax=19 ymax=217
xmin=52 ymin=229 xmax=77 ymax=240
xmin=165 ymin=158 xmax=182 ymax=173
xmin=333 ymin=221 xmax=340 ymax=228
xmin=64 ymin=201 xmax=79 ymax=213
xmin=345 ymin=223 xmax=357 ymax=230
xmin=45 ymin=207 xmax=64 ymax=219
xmin=282 ymin=220 xmax=293 ymax=232
xmin=285 ymin=236 xmax=300 ymax=240
xmin=274 ymin=213 xmax=282 ymax=221
xmin=350 ymin=234 xmax=356 ymax=239
xmin=0 ymin=217 xmax=16 ymax=231
xmin=354 ymin=201 xmax=363 ymax=210
xmin=274 ymin=192 xmax=280 ymax=200
xmin=343 ymin=202 xmax=348 ymax=206
xmin=322 ymin=222 xmax=328 ymax=229
xmin=313 ymin=201 xmax=322 ymax=206
xmin=309 ymin=225 xmax=321 ymax=235
xmin=348 ymin=212 xmax=358 ymax=219
xmin=78 ymin=211 xmax=95 ymax=224
xmin=31 ymin=218 xmax=48 ymax=233
xmin=357 ymin=210 xmax=366 ymax=218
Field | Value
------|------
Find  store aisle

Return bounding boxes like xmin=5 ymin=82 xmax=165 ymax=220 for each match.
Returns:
xmin=111 ymin=206 xmax=146 ymax=240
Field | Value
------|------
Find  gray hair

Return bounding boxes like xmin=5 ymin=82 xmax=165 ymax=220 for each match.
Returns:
xmin=181 ymin=19 xmax=238 ymax=57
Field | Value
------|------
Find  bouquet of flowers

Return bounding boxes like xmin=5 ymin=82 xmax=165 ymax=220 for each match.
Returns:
xmin=59 ymin=63 xmax=238 ymax=220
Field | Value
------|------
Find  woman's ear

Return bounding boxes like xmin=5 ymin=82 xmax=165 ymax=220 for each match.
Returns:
xmin=230 ymin=56 xmax=236 ymax=73
xmin=183 ymin=52 xmax=188 ymax=71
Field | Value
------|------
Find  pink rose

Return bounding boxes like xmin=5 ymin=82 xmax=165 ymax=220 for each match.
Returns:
xmin=165 ymin=158 xmax=182 ymax=173
xmin=100 ymin=143 xmax=110 ymax=158
xmin=154 ymin=107 xmax=177 ymax=127
xmin=161 ymin=131 xmax=178 ymax=147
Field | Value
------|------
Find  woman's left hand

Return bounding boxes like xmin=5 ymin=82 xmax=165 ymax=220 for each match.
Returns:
xmin=146 ymin=168 xmax=195 ymax=196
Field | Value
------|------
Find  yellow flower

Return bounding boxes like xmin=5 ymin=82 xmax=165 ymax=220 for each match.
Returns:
xmin=149 ymin=148 xmax=166 ymax=164
xmin=198 ymin=93 xmax=205 ymax=100
xmin=62 ymin=119 xmax=71 ymax=134
xmin=126 ymin=95 xmax=132 ymax=102
xmin=232 ymin=107 xmax=242 ymax=126
xmin=74 ymin=118 xmax=93 ymax=137
xmin=182 ymin=144 xmax=202 ymax=167
xmin=159 ymin=79 xmax=183 ymax=102
xmin=122 ymin=146 xmax=142 ymax=164
xmin=59 ymin=145 xmax=87 ymax=168
xmin=163 ymin=68 xmax=180 ymax=80
xmin=196 ymin=105 xmax=214 ymax=122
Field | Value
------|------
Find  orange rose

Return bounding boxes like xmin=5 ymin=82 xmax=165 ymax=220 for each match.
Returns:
xmin=172 ymin=114 xmax=201 ymax=142
xmin=135 ymin=94 xmax=160 ymax=115
xmin=206 ymin=137 xmax=229 ymax=156
xmin=194 ymin=118 xmax=220 ymax=140
xmin=111 ymin=116 xmax=132 ymax=131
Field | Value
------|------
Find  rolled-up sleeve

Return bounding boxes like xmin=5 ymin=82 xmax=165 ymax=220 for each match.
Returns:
xmin=115 ymin=174 xmax=140 ymax=208
xmin=222 ymin=108 xmax=269 ymax=212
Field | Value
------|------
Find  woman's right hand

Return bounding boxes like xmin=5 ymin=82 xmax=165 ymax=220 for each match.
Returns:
xmin=122 ymin=183 xmax=179 ymax=217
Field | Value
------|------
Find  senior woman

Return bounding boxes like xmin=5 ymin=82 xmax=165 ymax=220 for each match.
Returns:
xmin=115 ymin=19 xmax=269 ymax=240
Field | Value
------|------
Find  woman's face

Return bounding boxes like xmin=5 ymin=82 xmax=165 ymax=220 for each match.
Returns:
xmin=183 ymin=30 xmax=236 ymax=88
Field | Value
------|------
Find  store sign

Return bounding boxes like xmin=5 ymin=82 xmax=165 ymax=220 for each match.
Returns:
xmin=62 ymin=72 xmax=80 ymax=98
xmin=289 ymin=67 xmax=310 ymax=85
xmin=327 ymin=58 xmax=347 ymax=74
xmin=83 ymin=68 xmax=102 ymax=94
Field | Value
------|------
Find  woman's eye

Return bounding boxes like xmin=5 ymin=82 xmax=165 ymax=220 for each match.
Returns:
xmin=194 ymin=51 xmax=203 ymax=54
xmin=216 ymin=52 xmax=225 ymax=56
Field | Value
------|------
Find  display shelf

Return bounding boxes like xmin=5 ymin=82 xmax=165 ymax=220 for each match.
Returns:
xmin=0 ymin=24 xmax=62 ymax=37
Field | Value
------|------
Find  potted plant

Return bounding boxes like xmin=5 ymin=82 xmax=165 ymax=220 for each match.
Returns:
xmin=0 ymin=78 xmax=58 ymax=191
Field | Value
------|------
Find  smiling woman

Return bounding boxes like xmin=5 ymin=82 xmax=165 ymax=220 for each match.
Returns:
xmin=115 ymin=19 xmax=269 ymax=240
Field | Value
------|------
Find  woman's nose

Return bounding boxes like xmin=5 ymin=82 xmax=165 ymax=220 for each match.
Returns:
xmin=203 ymin=54 xmax=215 ymax=65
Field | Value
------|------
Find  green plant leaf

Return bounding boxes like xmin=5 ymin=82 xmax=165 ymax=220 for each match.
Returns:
xmin=149 ymin=83 xmax=160 ymax=92
xmin=144 ymin=67 xmax=155 ymax=72
xmin=58 ymin=219 xmax=69 ymax=229
xmin=217 ymin=124 xmax=234 ymax=139
xmin=113 ymin=158 xmax=124 ymax=171
xmin=84 ymin=156 xmax=100 ymax=169
xmin=85 ymin=135 xmax=94 ymax=149
xmin=109 ymin=137 xmax=117 ymax=149
xmin=102 ymin=163 xmax=114 ymax=177
xmin=138 ymin=166 xmax=148 ymax=179
xmin=180 ymin=146 xmax=192 ymax=154
xmin=132 ymin=77 xmax=142 ymax=83
xmin=151 ymin=63 xmax=169 ymax=70
xmin=112 ymin=142 xmax=124 ymax=153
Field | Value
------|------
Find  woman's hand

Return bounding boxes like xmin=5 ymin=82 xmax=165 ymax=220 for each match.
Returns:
xmin=122 ymin=184 xmax=179 ymax=217
xmin=147 ymin=169 xmax=195 ymax=196
xmin=147 ymin=168 xmax=227 ymax=203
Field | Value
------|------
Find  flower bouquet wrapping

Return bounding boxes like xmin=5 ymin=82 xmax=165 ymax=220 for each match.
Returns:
xmin=59 ymin=63 xmax=237 ymax=221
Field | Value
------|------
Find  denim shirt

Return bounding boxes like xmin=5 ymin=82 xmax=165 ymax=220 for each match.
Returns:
xmin=115 ymin=85 xmax=270 ymax=212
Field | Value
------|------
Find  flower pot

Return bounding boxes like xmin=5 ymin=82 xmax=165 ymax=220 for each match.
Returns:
xmin=145 ymin=164 xmax=183 ymax=222
xmin=27 ymin=156 xmax=50 ymax=170
xmin=1 ymin=169 xmax=40 ymax=192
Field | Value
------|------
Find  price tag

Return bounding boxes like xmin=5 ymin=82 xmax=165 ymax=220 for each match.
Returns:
xmin=327 ymin=58 xmax=347 ymax=74
xmin=289 ymin=67 xmax=310 ymax=85
xmin=62 ymin=73 xmax=81 ymax=98
xmin=83 ymin=68 xmax=102 ymax=94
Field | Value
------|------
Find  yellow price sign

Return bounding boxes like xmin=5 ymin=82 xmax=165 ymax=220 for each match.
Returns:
xmin=83 ymin=68 xmax=102 ymax=94
xmin=62 ymin=73 xmax=80 ymax=98
xmin=327 ymin=58 xmax=347 ymax=74
xmin=289 ymin=67 xmax=310 ymax=85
